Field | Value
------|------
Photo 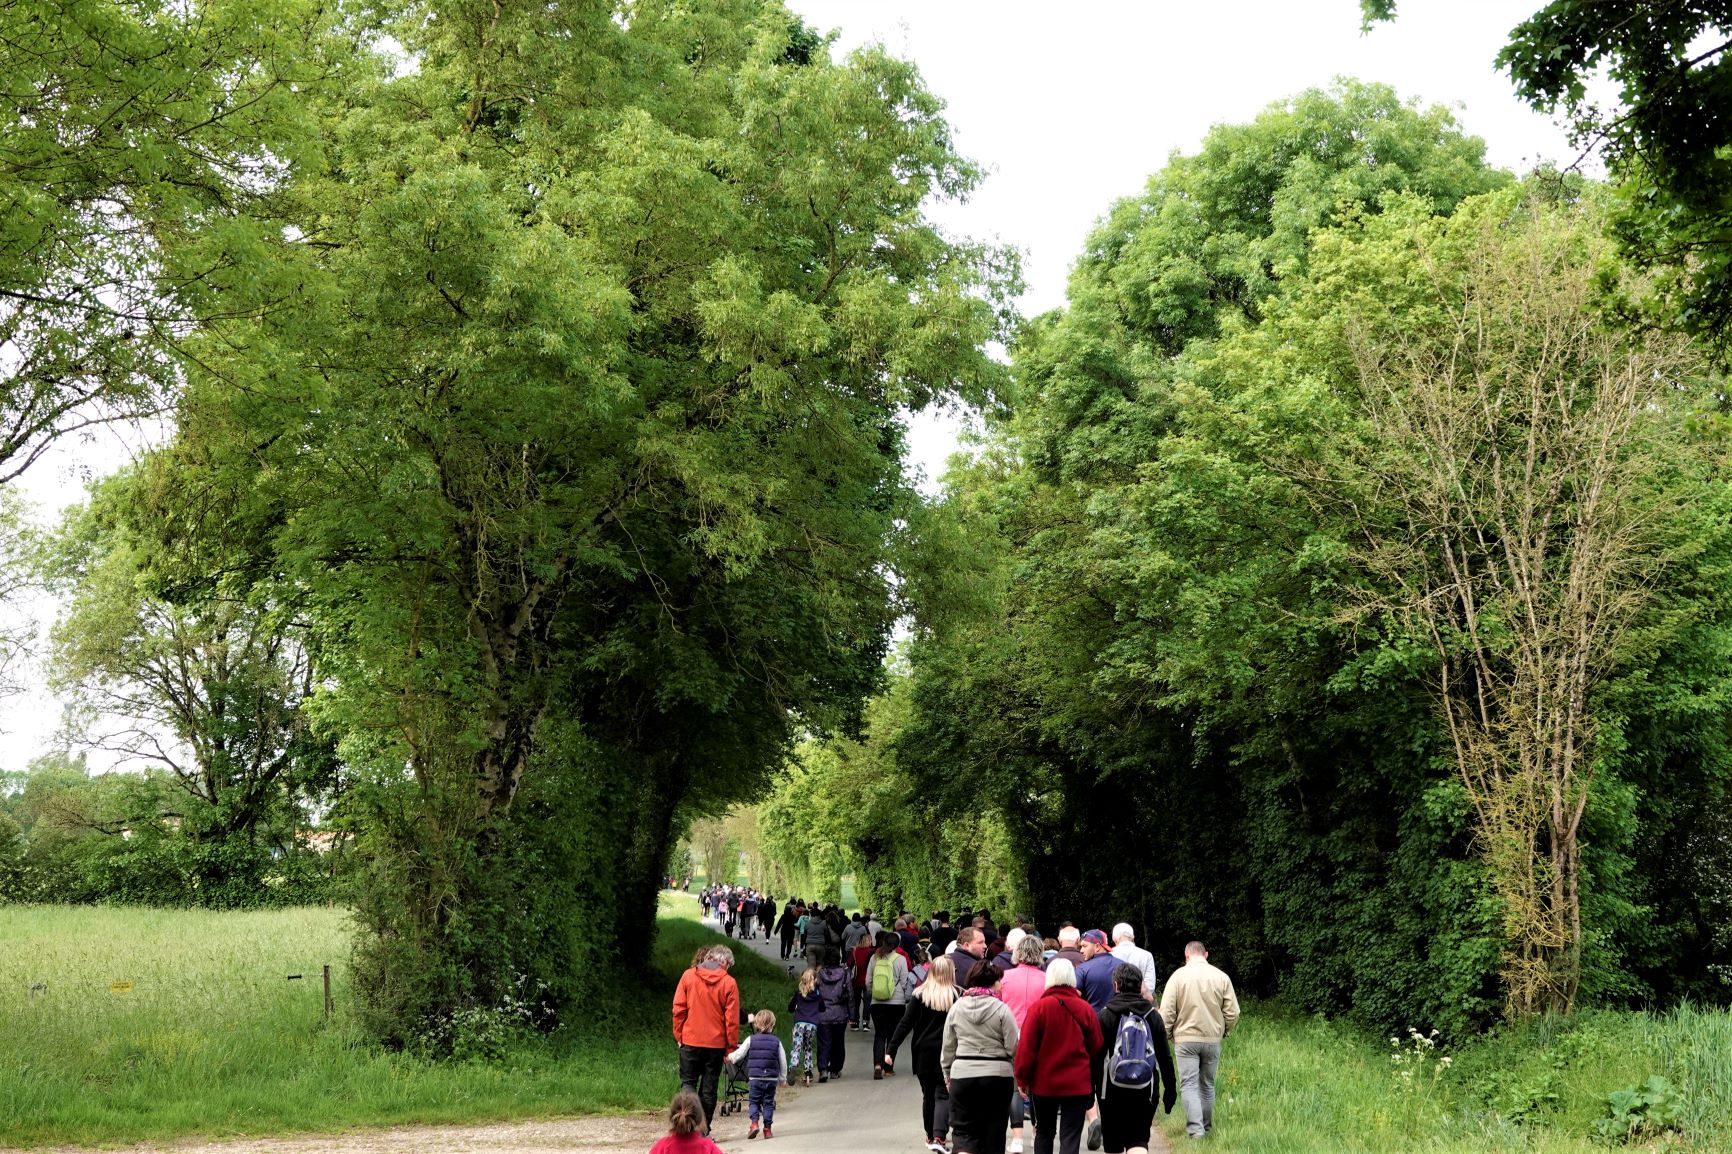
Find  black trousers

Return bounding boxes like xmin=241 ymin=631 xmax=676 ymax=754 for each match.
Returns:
xmin=917 ymin=1067 xmax=951 ymax=1140
xmin=1032 ymin=1093 xmax=1094 ymax=1154
xmin=870 ymin=1003 xmax=901 ymax=1069
xmin=780 ymin=927 xmax=796 ymax=958
xmin=816 ymin=1021 xmax=848 ymax=1075
xmin=949 ymin=1074 xmax=1013 ymax=1154
xmin=1099 ymin=1085 xmax=1156 ymax=1153
xmin=677 ymin=1045 xmax=725 ymax=1127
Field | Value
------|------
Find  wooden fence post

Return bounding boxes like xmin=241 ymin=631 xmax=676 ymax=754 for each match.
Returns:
xmin=323 ymin=964 xmax=333 ymax=1021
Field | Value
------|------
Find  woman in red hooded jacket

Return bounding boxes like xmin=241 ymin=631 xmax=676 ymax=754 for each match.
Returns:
xmin=1012 ymin=958 xmax=1102 ymax=1154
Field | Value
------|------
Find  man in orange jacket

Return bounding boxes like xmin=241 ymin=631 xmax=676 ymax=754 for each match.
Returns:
xmin=672 ymin=944 xmax=742 ymax=1133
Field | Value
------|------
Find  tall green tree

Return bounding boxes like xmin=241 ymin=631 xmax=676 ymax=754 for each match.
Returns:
xmin=1365 ymin=1 xmax=1732 ymax=350
xmin=43 ymin=471 xmax=338 ymax=904
xmin=0 ymin=0 xmax=346 ymax=480
xmin=155 ymin=0 xmax=1012 ymax=1040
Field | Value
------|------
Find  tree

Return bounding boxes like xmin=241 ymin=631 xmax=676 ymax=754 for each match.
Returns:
xmin=1250 ymin=190 xmax=1720 ymax=1015
xmin=690 ymin=817 xmax=737 ymax=889
xmin=0 ymin=0 xmax=347 ymax=481
xmin=1364 ymin=1 xmax=1732 ymax=350
xmin=151 ymin=0 xmax=1013 ymax=1040
xmin=44 ymin=471 xmax=337 ymax=902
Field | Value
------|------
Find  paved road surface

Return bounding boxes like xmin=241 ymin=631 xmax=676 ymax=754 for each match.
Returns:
xmin=703 ymin=916 xmax=929 ymax=1154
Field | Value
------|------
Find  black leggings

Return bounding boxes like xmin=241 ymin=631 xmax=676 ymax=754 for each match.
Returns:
xmin=918 ymin=1068 xmax=951 ymax=1139
xmin=870 ymin=1003 xmax=901 ymax=1069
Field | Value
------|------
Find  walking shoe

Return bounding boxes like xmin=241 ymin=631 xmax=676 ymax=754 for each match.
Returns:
xmin=1009 ymin=1141 xmax=1024 ymax=1154
xmin=747 ymin=1125 xmax=759 ymax=1140
xmin=927 ymin=1140 xmax=947 ymax=1153
xmin=873 ymin=1067 xmax=883 ymax=1080
xmin=802 ymin=1072 xmax=812 ymax=1087
xmin=1086 ymin=1117 xmax=1102 ymax=1150
xmin=763 ymin=1127 xmax=773 ymax=1139
xmin=818 ymin=1075 xmax=828 ymax=1084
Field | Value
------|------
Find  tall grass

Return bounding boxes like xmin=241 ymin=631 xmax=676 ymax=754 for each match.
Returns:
xmin=1155 ymin=1002 xmax=1732 ymax=1153
xmin=0 ymin=894 xmax=794 ymax=1147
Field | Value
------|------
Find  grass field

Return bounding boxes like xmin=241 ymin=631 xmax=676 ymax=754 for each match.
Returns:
xmin=0 ymin=894 xmax=793 ymax=1148
xmin=1151 ymin=1001 xmax=1732 ymax=1153
xmin=3 ymin=898 xmax=1727 ymax=1150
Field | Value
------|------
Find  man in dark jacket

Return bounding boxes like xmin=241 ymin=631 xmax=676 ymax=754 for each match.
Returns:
xmin=776 ymin=901 xmax=801 ymax=959
xmin=1096 ymin=964 xmax=1176 ymax=1154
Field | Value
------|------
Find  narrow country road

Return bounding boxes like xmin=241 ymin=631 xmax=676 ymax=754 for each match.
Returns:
xmin=699 ymin=914 xmax=928 ymax=1154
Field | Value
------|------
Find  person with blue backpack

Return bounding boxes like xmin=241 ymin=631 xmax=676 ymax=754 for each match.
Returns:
xmin=1094 ymin=965 xmax=1176 ymax=1154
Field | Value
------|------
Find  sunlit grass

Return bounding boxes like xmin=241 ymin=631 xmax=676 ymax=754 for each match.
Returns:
xmin=0 ymin=896 xmax=792 ymax=1148
xmin=1154 ymin=1002 xmax=1732 ymax=1153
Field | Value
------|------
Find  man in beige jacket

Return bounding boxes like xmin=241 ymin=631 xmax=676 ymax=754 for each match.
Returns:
xmin=1158 ymin=941 xmax=1240 ymax=1139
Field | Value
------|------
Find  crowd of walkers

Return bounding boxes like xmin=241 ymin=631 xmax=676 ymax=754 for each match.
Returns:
xmin=668 ymin=901 xmax=1240 ymax=1154
xmin=700 ymin=885 xmax=777 ymax=941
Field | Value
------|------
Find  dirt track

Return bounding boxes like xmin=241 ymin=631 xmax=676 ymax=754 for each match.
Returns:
xmin=0 ymin=1116 xmax=670 ymax=1154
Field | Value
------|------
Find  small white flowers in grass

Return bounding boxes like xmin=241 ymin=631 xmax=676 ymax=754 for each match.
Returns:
xmin=1390 ymin=1027 xmax=1451 ymax=1094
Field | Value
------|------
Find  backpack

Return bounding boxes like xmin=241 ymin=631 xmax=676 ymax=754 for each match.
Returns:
xmin=871 ymin=956 xmax=896 ymax=1000
xmin=1106 ymin=1009 xmax=1157 ymax=1092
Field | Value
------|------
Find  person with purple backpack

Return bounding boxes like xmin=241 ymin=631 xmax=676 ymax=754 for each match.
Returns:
xmin=1094 ymin=965 xmax=1175 ymax=1154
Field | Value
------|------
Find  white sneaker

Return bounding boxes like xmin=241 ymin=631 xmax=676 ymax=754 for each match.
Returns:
xmin=1009 ymin=1142 xmax=1023 ymax=1154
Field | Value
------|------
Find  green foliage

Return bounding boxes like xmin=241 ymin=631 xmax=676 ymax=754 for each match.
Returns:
xmin=1373 ymin=0 xmax=1732 ymax=351
xmin=1595 ymin=1076 xmax=1685 ymax=1145
xmin=132 ymin=0 xmax=1012 ymax=1041
xmin=891 ymin=78 xmax=1732 ymax=1037
xmin=759 ymin=666 xmax=1028 ymax=915
xmin=0 ymin=0 xmax=346 ymax=481
xmin=0 ymin=753 xmax=350 ymax=908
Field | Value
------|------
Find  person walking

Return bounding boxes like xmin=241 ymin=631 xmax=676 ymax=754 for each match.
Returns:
xmin=1014 ymin=959 xmax=1103 ymax=1154
xmin=722 ymin=894 xmax=739 ymax=939
xmin=1000 ymin=933 xmax=1048 ymax=1154
xmin=778 ymin=901 xmax=803 ymax=960
xmin=741 ymin=892 xmax=759 ymax=941
xmin=1096 ymin=965 xmax=1175 ymax=1154
xmin=1109 ymin=925 xmax=1157 ymax=999
xmin=787 ymin=967 xmax=823 ymax=1087
xmin=727 ymin=1009 xmax=788 ymax=1140
xmin=866 ymin=931 xmax=911 ymax=1078
xmin=759 ymin=894 xmax=777 ymax=940
xmin=1159 ymin=941 xmax=1240 ymax=1140
xmin=671 ymin=945 xmax=741 ymax=1134
xmin=815 ymin=949 xmax=852 ymax=1082
xmin=1075 ymin=930 xmax=1120 ymax=1012
xmin=849 ymin=930 xmax=876 ymax=1030
xmin=943 ymin=959 xmax=1020 ymax=1154
xmin=889 ymin=954 xmax=958 ymax=1153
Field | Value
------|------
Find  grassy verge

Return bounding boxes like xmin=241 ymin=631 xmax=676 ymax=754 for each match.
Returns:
xmin=1154 ymin=1001 xmax=1732 ymax=1153
xmin=0 ymin=894 xmax=794 ymax=1148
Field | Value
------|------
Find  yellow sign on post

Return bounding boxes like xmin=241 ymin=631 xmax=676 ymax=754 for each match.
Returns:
xmin=110 ymin=980 xmax=133 ymax=993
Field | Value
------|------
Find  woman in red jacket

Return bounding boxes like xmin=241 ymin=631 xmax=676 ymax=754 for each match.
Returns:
xmin=1012 ymin=958 xmax=1103 ymax=1154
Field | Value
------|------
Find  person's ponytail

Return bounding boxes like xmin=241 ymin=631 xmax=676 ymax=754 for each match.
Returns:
xmin=668 ymin=1089 xmax=704 ymax=1136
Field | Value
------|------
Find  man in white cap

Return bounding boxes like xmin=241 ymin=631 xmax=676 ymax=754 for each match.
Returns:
xmin=1111 ymin=922 xmax=1157 ymax=998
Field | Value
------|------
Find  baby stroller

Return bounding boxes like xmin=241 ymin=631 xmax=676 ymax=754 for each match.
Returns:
xmin=717 ymin=1054 xmax=751 ymax=1117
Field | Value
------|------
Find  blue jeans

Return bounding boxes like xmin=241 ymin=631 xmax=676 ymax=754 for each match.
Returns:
xmin=1175 ymin=1040 xmax=1221 ymax=1137
xmin=748 ymin=1079 xmax=777 ymax=1125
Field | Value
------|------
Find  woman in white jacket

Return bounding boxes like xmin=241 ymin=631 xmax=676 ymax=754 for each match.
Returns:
xmin=942 ymin=958 xmax=1020 ymax=1154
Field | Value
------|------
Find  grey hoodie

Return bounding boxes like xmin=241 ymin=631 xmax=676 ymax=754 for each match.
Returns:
xmin=941 ymin=991 xmax=1020 ymax=1082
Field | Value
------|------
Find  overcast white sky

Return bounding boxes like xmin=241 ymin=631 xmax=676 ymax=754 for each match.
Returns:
xmin=0 ymin=0 xmax=1590 ymax=771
